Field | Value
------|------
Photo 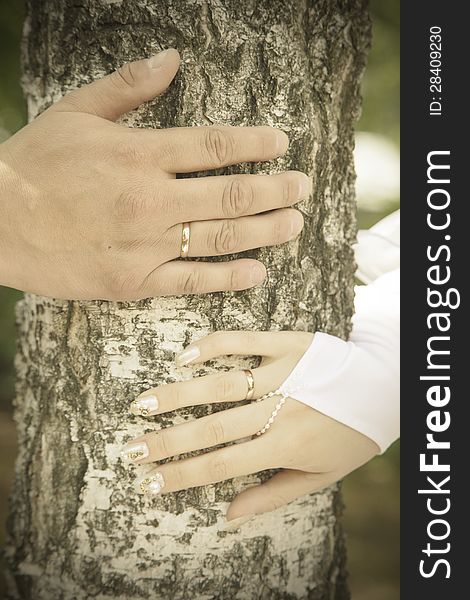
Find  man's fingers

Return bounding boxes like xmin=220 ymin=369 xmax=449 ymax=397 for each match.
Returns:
xmin=166 ymin=209 xmax=304 ymax=258
xmin=135 ymin=438 xmax=271 ymax=495
xmin=52 ymin=49 xmax=180 ymax=121
xmin=226 ymin=469 xmax=334 ymax=520
xmin=163 ymin=171 xmax=311 ymax=224
xmin=141 ymin=125 xmax=289 ymax=173
xmin=139 ymin=258 xmax=266 ymax=298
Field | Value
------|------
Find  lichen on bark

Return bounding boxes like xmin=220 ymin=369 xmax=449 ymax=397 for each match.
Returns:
xmin=5 ymin=1 xmax=370 ymax=598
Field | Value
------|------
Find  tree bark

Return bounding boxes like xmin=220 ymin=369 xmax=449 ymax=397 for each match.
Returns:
xmin=5 ymin=1 xmax=370 ymax=598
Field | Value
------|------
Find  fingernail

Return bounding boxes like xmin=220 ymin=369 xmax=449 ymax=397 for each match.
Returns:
xmin=130 ymin=394 xmax=159 ymax=416
xmin=290 ymin=211 xmax=304 ymax=239
xmin=137 ymin=472 xmax=165 ymax=495
xmin=223 ymin=514 xmax=255 ymax=530
xmin=175 ymin=345 xmax=200 ymax=367
xmin=250 ymin=264 xmax=266 ymax=286
xmin=149 ymin=49 xmax=172 ymax=68
xmin=121 ymin=441 xmax=149 ymax=462
xmin=275 ymin=130 xmax=289 ymax=156
xmin=298 ymin=174 xmax=312 ymax=200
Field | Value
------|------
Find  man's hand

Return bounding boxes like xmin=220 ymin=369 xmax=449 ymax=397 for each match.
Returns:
xmin=0 ymin=49 xmax=309 ymax=300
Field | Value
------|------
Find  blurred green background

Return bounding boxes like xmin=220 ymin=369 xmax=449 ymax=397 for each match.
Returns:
xmin=0 ymin=1 xmax=399 ymax=598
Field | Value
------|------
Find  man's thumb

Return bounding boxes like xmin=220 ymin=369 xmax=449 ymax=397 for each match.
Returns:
xmin=53 ymin=49 xmax=180 ymax=121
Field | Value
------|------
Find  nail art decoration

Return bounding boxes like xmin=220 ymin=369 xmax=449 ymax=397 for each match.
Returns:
xmin=121 ymin=442 xmax=149 ymax=462
xmin=175 ymin=345 xmax=200 ymax=367
xmin=139 ymin=472 xmax=165 ymax=495
xmin=130 ymin=394 xmax=159 ymax=416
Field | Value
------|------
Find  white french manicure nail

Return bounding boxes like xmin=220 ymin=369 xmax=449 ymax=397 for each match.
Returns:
xmin=137 ymin=472 xmax=165 ymax=495
xmin=175 ymin=345 xmax=200 ymax=367
xmin=130 ymin=394 xmax=159 ymax=416
xmin=121 ymin=442 xmax=149 ymax=462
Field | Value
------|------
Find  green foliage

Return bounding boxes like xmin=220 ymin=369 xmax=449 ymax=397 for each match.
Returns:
xmin=0 ymin=289 xmax=22 ymax=409
xmin=0 ymin=0 xmax=26 ymax=410
xmin=0 ymin=0 xmax=26 ymax=139
xmin=359 ymin=0 xmax=400 ymax=143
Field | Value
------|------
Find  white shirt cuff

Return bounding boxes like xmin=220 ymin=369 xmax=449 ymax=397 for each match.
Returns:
xmin=279 ymin=331 xmax=399 ymax=453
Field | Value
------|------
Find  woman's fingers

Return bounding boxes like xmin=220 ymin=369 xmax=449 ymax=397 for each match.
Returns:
xmin=138 ymin=258 xmax=267 ymax=298
xmin=135 ymin=437 xmax=272 ymax=495
xmin=130 ymin=365 xmax=276 ymax=417
xmin=141 ymin=125 xmax=289 ymax=173
xmin=129 ymin=330 xmax=313 ymax=413
xmin=162 ymin=171 xmax=311 ymax=224
xmin=175 ymin=330 xmax=300 ymax=366
xmin=226 ymin=469 xmax=335 ymax=520
xmin=123 ymin=395 xmax=280 ymax=463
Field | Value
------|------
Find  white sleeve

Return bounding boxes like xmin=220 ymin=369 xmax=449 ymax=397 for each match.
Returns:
xmin=354 ymin=209 xmax=400 ymax=284
xmin=279 ymin=211 xmax=400 ymax=453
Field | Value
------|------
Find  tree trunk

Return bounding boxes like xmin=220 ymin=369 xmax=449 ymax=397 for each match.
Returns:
xmin=4 ymin=1 xmax=370 ymax=598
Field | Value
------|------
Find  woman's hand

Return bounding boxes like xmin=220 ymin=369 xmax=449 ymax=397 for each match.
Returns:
xmin=122 ymin=331 xmax=379 ymax=520
xmin=0 ymin=49 xmax=309 ymax=300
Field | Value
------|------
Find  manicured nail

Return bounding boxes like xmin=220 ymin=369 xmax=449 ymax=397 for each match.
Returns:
xmin=175 ymin=345 xmax=200 ymax=367
xmin=250 ymin=264 xmax=266 ymax=286
xmin=223 ymin=514 xmax=255 ymax=530
xmin=149 ymin=49 xmax=172 ymax=68
xmin=298 ymin=174 xmax=312 ymax=200
xmin=130 ymin=394 xmax=159 ymax=417
xmin=138 ymin=472 xmax=165 ymax=495
xmin=275 ymin=129 xmax=289 ymax=156
xmin=121 ymin=441 xmax=149 ymax=462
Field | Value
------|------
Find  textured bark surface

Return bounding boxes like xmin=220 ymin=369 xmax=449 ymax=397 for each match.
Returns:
xmin=5 ymin=1 xmax=370 ymax=598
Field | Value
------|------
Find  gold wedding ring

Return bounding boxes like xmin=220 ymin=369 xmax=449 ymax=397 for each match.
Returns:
xmin=243 ymin=369 xmax=255 ymax=400
xmin=180 ymin=222 xmax=191 ymax=258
